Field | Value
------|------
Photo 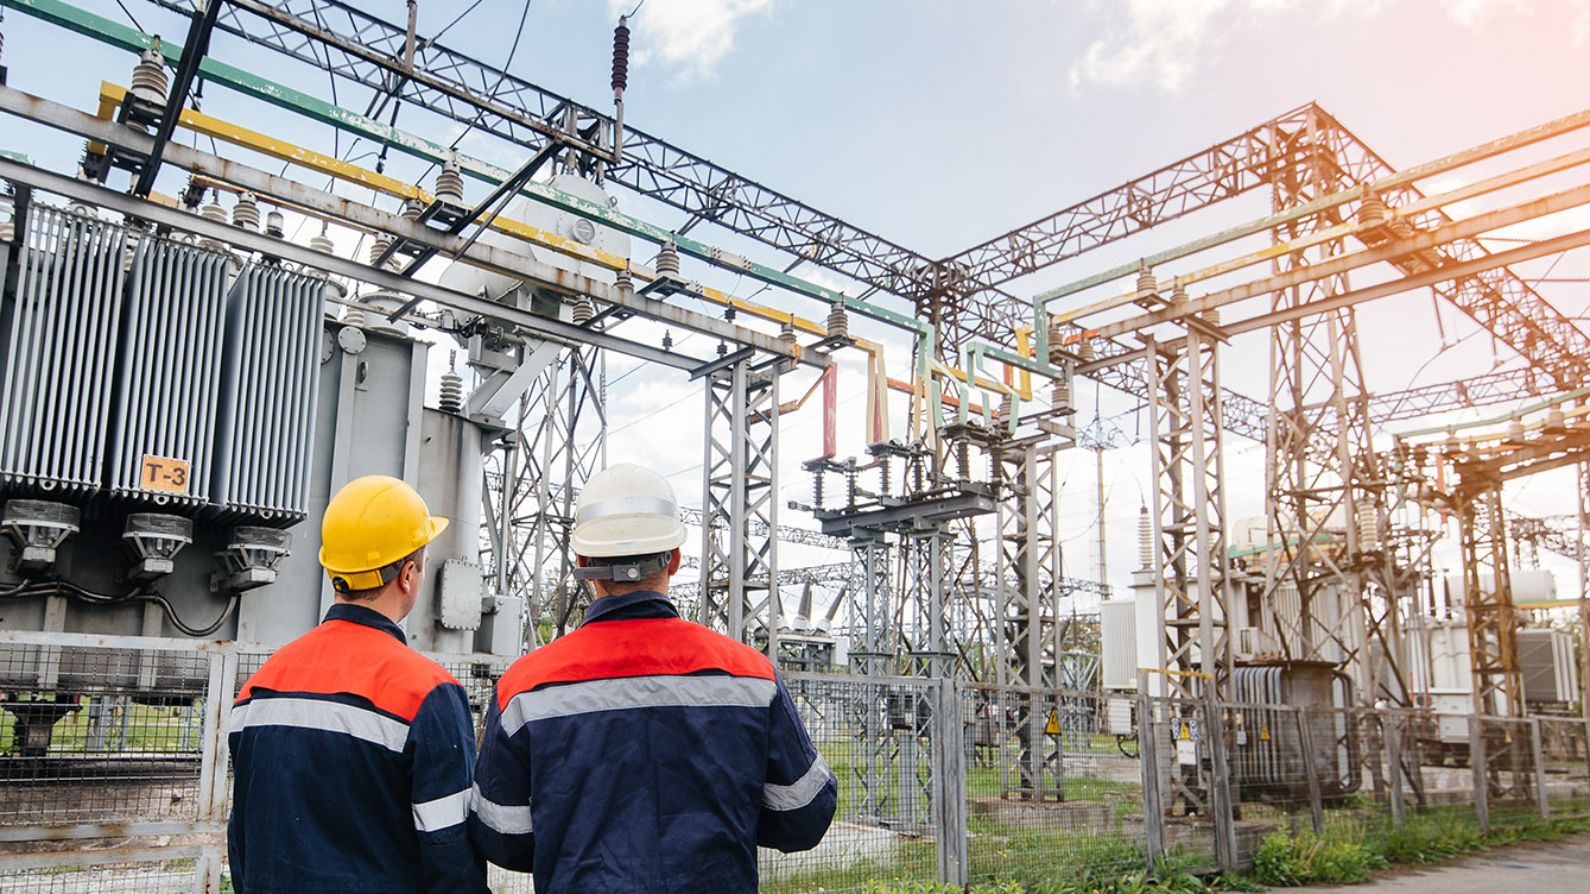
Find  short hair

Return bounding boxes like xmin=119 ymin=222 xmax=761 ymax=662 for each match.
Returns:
xmin=341 ymin=547 xmax=426 ymax=601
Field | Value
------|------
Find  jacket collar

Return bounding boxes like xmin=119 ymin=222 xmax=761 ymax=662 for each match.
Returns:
xmin=583 ymin=590 xmax=680 ymax=625
xmin=324 ymin=602 xmax=408 ymax=645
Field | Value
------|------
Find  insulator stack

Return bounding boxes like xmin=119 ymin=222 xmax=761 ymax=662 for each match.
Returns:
xmin=435 ymin=157 xmax=465 ymax=204
xmin=1135 ymin=265 xmax=1158 ymax=301
xmin=572 ymin=296 xmax=595 ymax=325
xmin=130 ymin=46 xmax=169 ymax=105
xmin=1357 ymin=195 xmax=1390 ymax=228
xmin=955 ymin=440 xmax=971 ymax=480
xmin=811 ymin=470 xmax=825 ymax=509
xmin=342 ymin=305 xmax=366 ymax=328
xmin=878 ymin=455 xmax=891 ymax=496
xmin=779 ymin=321 xmax=796 ymax=345
xmin=309 ymin=223 xmax=335 ymax=254
xmin=1052 ymin=379 xmax=1071 ymax=410
xmin=611 ymin=19 xmax=631 ymax=95
xmin=998 ymin=393 xmax=1013 ymax=420
xmin=265 ymin=209 xmax=285 ymax=238
xmin=1507 ymin=416 xmax=1525 ymax=443
xmin=438 ymin=368 xmax=464 ymax=415
xmin=1203 ymin=308 xmax=1221 ymax=327
xmin=198 ymin=200 xmax=228 ymax=250
xmin=615 ymin=268 xmax=635 ymax=298
xmin=232 ymin=192 xmax=261 ymax=232
xmin=401 ymin=199 xmax=423 ymax=222
xmin=1137 ymin=507 xmax=1154 ymax=569
xmin=825 ymin=303 xmax=849 ymax=339
xmin=1078 ymin=340 xmax=1096 ymax=362
xmin=1170 ymin=283 xmax=1189 ymax=304
xmin=845 ymin=464 xmax=859 ymax=508
xmin=655 ymin=241 xmax=681 ymax=277
xmin=1355 ymin=503 xmax=1380 ymax=551
xmin=368 ymin=235 xmax=393 ymax=267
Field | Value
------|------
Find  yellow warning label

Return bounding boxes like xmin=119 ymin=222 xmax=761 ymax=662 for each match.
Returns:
xmin=1045 ymin=711 xmax=1061 ymax=736
xmin=1180 ymin=722 xmax=1192 ymax=741
xmin=1260 ymin=723 xmax=1271 ymax=742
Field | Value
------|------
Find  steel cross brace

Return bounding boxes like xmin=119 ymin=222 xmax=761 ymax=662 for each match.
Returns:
xmin=131 ymin=0 xmax=219 ymax=197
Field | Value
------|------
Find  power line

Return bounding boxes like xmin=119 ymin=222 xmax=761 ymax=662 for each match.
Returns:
xmin=429 ymin=0 xmax=488 ymax=46
xmin=114 ymin=0 xmax=145 ymax=34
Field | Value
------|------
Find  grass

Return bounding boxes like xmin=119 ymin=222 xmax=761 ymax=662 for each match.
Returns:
xmin=0 ymin=696 xmax=199 ymax=755
xmin=1248 ymin=808 xmax=1590 ymax=889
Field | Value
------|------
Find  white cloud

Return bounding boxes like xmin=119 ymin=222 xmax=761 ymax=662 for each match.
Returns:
xmin=1067 ymin=0 xmax=1294 ymax=94
xmin=1575 ymin=1 xmax=1590 ymax=43
xmin=609 ymin=0 xmax=775 ymax=83
xmin=1066 ymin=0 xmax=1562 ymax=93
xmin=1439 ymin=0 xmax=1521 ymax=28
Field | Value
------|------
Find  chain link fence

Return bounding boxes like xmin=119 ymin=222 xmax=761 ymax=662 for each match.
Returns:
xmin=4 ymin=629 xmax=1590 ymax=892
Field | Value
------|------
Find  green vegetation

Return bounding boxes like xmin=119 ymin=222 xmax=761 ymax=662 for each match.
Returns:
xmin=0 ymin=697 xmax=198 ymax=755
xmin=1249 ymin=809 xmax=1590 ymax=889
xmin=1251 ymin=828 xmax=1386 ymax=886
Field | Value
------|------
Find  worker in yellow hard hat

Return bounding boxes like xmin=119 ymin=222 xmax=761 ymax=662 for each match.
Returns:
xmin=226 ymin=475 xmax=487 ymax=894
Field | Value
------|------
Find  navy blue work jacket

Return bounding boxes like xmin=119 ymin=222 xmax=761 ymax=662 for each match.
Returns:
xmin=470 ymin=591 xmax=837 ymax=893
xmin=228 ymin=603 xmax=488 ymax=893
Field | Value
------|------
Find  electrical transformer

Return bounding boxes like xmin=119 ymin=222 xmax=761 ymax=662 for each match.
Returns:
xmin=0 ymin=200 xmax=524 ymax=751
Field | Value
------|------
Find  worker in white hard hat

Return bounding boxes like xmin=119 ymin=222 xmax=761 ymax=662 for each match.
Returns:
xmin=228 ymin=475 xmax=488 ymax=894
xmin=470 ymin=462 xmax=837 ymax=892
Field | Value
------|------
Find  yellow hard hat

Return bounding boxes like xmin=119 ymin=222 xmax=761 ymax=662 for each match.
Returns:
xmin=319 ymin=475 xmax=449 ymax=592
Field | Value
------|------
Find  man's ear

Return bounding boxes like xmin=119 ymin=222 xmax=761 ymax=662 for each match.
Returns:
xmin=667 ymin=548 xmax=682 ymax=575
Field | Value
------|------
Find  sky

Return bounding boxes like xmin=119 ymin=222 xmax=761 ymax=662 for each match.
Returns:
xmin=1 ymin=0 xmax=1588 ymax=609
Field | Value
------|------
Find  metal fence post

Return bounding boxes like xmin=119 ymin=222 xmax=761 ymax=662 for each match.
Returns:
xmin=1205 ymin=695 xmax=1238 ymax=874
xmin=1386 ymin=712 xmax=1406 ymax=829
xmin=1137 ymin=694 xmax=1166 ymax=872
xmin=935 ymin=677 xmax=968 ymax=887
xmin=1469 ymin=715 xmax=1490 ymax=835
xmin=1295 ymin=706 xmax=1325 ymax=835
xmin=1529 ymin=718 xmax=1549 ymax=819
xmin=191 ymin=648 xmax=233 ymax=894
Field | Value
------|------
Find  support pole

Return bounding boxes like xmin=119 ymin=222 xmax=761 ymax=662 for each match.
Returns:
xmin=1386 ymin=712 xmax=1407 ymax=829
xmin=1530 ymin=717 xmax=1549 ymax=819
xmin=1137 ymin=693 xmax=1167 ymax=871
xmin=1470 ymin=715 xmax=1490 ymax=834
xmin=1296 ymin=706 xmax=1326 ymax=835
xmin=936 ymin=676 xmax=969 ymax=886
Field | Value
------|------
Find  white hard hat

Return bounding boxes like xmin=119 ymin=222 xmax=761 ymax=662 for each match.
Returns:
xmin=571 ymin=463 xmax=688 ymax=558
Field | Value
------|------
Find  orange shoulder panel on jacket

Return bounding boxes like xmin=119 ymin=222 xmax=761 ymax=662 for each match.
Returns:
xmin=239 ymin=619 xmax=460 ymax=721
xmin=497 ymin=617 xmax=774 ymax=708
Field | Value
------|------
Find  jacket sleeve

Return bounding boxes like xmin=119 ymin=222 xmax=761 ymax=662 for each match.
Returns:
xmin=757 ymin=675 xmax=838 ymax=852
xmin=408 ymin=683 xmax=490 ymax=894
xmin=226 ymin=717 xmax=246 ymax=892
xmin=469 ymin=684 xmax=537 ymax=872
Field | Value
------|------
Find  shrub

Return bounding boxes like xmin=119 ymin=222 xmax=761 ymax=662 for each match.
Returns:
xmin=1251 ymin=828 xmax=1385 ymax=887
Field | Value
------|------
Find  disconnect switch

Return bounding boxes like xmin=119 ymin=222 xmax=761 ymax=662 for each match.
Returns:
xmin=437 ymin=559 xmax=483 ymax=630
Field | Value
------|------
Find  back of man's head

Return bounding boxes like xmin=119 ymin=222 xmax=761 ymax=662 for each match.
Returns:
xmin=570 ymin=464 xmax=687 ymax=597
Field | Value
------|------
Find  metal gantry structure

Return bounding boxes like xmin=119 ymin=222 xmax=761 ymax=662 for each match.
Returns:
xmin=3 ymin=0 xmax=1589 ymax=825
